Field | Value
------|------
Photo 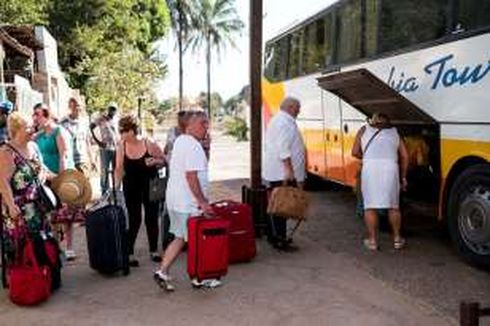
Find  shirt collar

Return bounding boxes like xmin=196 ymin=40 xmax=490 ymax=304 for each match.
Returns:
xmin=278 ymin=110 xmax=296 ymax=123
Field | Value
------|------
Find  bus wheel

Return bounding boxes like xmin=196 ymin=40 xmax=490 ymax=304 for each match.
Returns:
xmin=447 ymin=164 xmax=490 ymax=269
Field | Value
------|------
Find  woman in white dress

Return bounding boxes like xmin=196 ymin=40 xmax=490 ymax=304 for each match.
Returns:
xmin=352 ymin=113 xmax=409 ymax=250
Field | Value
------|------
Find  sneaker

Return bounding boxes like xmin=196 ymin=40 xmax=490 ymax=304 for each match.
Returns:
xmin=153 ymin=270 xmax=175 ymax=292
xmin=363 ymin=238 xmax=378 ymax=251
xmin=394 ymin=237 xmax=406 ymax=250
xmin=150 ymin=252 xmax=162 ymax=263
xmin=191 ymin=278 xmax=203 ymax=288
xmin=129 ymin=255 xmax=140 ymax=267
xmin=201 ymin=279 xmax=222 ymax=289
xmin=65 ymin=250 xmax=77 ymax=261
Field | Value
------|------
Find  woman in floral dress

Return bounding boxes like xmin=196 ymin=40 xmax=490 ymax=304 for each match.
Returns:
xmin=0 ymin=112 xmax=52 ymax=262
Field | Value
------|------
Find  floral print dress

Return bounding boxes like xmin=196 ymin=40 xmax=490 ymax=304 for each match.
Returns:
xmin=2 ymin=146 xmax=50 ymax=262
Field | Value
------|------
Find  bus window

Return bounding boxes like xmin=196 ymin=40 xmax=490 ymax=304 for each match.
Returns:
xmin=287 ymin=30 xmax=303 ymax=79
xmin=457 ymin=0 xmax=490 ymax=32
xmin=380 ymin=0 xmax=449 ymax=53
xmin=365 ymin=0 xmax=380 ymax=57
xmin=264 ymin=37 xmax=289 ymax=82
xmin=336 ymin=0 xmax=362 ymax=64
xmin=303 ymin=14 xmax=333 ymax=74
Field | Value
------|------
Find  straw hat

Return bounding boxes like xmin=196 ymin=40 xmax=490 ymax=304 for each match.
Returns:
xmin=51 ymin=169 xmax=92 ymax=207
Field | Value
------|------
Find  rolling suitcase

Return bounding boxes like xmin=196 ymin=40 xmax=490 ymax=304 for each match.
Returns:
xmin=85 ymin=171 xmax=129 ymax=275
xmin=211 ymin=200 xmax=256 ymax=263
xmin=187 ymin=215 xmax=230 ymax=282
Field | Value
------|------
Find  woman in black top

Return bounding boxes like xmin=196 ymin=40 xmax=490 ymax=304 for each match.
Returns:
xmin=115 ymin=115 xmax=165 ymax=266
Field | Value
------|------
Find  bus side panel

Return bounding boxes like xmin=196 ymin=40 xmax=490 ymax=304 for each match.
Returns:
xmin=287 ymin=76 xmax=326 ymax=179
xmin=323 ymin=90 xmax=344 ymax=183
xmin=341 ymin=102 xmax=366 ymax=188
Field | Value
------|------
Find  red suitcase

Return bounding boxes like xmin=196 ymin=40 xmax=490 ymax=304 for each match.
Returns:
xmin=187 ymin=215 xmax=230 ymax=282
xmin=211 ymin=201 xmax=256 ymax=263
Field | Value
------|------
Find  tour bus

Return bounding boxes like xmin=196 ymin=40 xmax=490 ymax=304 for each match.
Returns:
xmin=262 ymin=0 xmax=490 ymax=269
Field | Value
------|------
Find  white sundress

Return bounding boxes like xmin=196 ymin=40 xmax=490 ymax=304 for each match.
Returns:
xmin=361 ymin=125 xmax=401 ymax=209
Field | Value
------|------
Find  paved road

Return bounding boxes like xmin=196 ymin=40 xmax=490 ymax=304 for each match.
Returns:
xmin=0 ymin=132 xmax=487 ymax=325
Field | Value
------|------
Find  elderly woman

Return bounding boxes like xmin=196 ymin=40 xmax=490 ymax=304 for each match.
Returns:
xmin=32 ymin=103 xmax=77 ymax=260
xmin=352 ymin=113 xmax=409 ymax=251
xmin=115 ymin=115 xmax=165 ymax=266
xmin=0 ymin=113 xmax=52 ymax=261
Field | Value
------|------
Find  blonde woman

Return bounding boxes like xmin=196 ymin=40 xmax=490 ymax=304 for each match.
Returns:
xmin=352 ymin=113 xmax=409 ymax=250
xmin=0 ymin=113 xmax=52 ymax=261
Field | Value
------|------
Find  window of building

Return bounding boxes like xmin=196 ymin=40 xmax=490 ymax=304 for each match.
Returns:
xmin=379 ymin=0 xmax=449 ymax=53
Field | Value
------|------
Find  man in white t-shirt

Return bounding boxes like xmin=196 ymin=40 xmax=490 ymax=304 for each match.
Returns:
xmin=154 ymin=111 xmax=219 ymax=291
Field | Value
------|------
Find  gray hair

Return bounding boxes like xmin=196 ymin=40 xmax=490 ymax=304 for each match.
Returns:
xmin=280 ymin=97 xmax=300 ymax=111
xmin=187 ymin=110 xmax=208 ymax=124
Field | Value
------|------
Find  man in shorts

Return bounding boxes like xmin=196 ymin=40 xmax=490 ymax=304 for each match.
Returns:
xmin=153 ymin=111 xmax=219 ymax=291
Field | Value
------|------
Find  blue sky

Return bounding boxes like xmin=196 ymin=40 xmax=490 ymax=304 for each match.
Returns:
xmin=155 ymin=0 xmax=334 ymax=102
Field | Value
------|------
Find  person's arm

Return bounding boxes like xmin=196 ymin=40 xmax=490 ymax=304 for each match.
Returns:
xmin=114 ymin=141 xmax=125 ymax=190
xmin=0 ymin=149 xmax=20 ymax=218
xmin=277 ymin=125 xmax=295 ymax=182
xmin=185 ymin=171 xmax=210 ymax=212
xmin=146 ymin=139 xmax=166 ymax=168
xmin=398 ymin=137 xmax=409 ymax=191
xmin=90 ymin=118 xmax=106 ymax=148
xmin=85 ymin=134 xmax=96 ymax=170
xmin=56 ymin=128 xmax=68 ymax=172
xmin=351 ymin=126 xmax=366 ymax=159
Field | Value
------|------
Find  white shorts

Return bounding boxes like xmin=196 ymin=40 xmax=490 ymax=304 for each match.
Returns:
xmin=168 ymin=210 xmax=192 ymax=241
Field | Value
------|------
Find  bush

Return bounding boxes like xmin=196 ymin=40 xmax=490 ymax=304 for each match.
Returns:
xmin=224 ymin=116 xmax=248 ymax=141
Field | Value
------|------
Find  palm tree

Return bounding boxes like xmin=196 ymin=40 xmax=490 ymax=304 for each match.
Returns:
xmin=167 ymin=0 xmax=195 ymax=111
xmin=188 ymin=0 xmax=244 ymax=117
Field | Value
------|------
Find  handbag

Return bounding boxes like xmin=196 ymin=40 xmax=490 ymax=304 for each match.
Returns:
xmin=148 ymin=175 xmax=166 ymax=202
xmin=5 ymin=143 xmax=59 ymax=212
xmin=267 ymin=186 xmax=309 ymax=220
xmin=8 ymin=239 xmax=52 ymax=306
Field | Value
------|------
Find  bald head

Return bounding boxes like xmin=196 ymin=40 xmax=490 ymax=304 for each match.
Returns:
xmin=280 ymin=97 xmax=301 ymax=118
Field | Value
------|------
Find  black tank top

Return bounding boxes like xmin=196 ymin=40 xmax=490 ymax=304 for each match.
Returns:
xmin=122 ymin=140 xmax=157 ymax=194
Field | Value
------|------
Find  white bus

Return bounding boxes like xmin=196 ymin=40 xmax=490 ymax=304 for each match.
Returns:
xmin=262 ymin=0 xmax=490 ymax=268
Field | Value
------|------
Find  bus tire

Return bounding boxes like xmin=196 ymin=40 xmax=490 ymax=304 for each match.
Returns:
xmin=447 ymin=163 xmax=490 ymax=270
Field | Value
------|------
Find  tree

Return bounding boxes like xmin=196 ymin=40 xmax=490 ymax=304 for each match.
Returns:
xmin=166 ymin=0 xmax=196 ymax=111
xmin=0 ymin=0 xmax=49 ymax=25
xmin=188 ymin=0 xmax=244 ymax=117
xmin=75 ymin=46 xmax=166 ymax=113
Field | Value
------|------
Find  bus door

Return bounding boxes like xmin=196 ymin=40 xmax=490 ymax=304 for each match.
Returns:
xmin=322 ymin=88 xmax=345 ymax=183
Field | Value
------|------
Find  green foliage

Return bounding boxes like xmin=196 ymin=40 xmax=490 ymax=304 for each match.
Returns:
xmin=0 ymin=0 xmax=49 ymax=25
xmin=224 ymin=116 xmax=248 ymax=141
xmin=75 ymin=46 xmax=166 ymax=113
xmin=0 ymin=0 xmax=171 ymax=112
xmin=197 ymin=91 xmax=222 ymax=117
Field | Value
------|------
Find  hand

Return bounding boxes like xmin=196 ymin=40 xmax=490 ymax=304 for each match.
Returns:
xmin=401 ymin=177 xmax=408 ymax=192
xmin=7 ymin=204 xmax=21 ymax=219
xmin=198 ymin=201 xmax=212 ymax=213
xmin=283 ymin=168 xmax=295 ymax=185
xmin=145 ymin=157 xmax=157 ymax=167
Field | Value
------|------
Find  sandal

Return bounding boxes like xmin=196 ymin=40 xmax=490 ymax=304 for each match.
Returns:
xmin=394 ymin=237 xmax=406 ymax=250
xmin=363 ymin=238 xmax=378 ymax=251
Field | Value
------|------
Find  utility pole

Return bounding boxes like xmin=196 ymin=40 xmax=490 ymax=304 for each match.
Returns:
xmin=242 ymin=0 xmax=267 ymax=236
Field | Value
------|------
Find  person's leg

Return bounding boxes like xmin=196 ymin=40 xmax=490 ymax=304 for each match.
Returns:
xmin=388 ymin=208 xmax=405 ymax=249
xmin=364 ymin=209 xmax=378 ymax=249
xmin=160 ymin=238 xmax=185 ymax=273
xmin=125 ymin=190 xmax=143 ymax=266
xmin=143 ymin=196 xmax=160 ymax=260
xmin=64 ymin=222 xmax=75 ymax=260
xmin=99 ymin=149 xmax=109 ymax=194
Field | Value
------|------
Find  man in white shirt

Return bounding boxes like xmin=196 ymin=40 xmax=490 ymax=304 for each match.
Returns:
xmin=263 ymin=97 xmax=306 ymax=250
xmin=154 ymin=111 xmax=219 ymax=291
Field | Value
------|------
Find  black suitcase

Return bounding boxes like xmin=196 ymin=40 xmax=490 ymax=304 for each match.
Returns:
xmin=85 ymin=195 xmax=130 ymax=275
